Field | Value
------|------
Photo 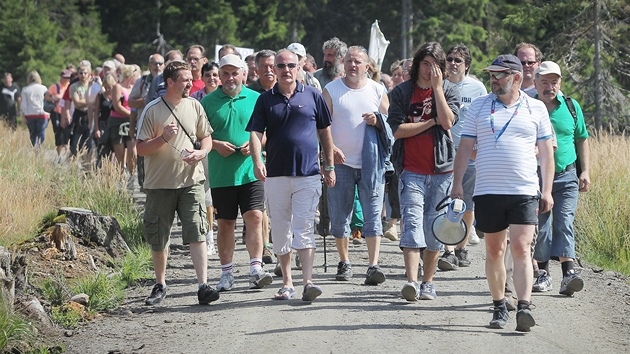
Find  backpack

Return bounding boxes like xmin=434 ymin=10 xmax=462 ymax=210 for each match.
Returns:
xmin=563 ymin=95 xmax=582 ymax=176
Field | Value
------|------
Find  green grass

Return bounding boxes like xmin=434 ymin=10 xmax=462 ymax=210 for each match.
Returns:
xmin=72 ymin=272 xmax=126 ymax=313
xmin=0 ymin=292 xmax=34 ymax=353
xmin=117 ymin=244 xmax=153 ymax=287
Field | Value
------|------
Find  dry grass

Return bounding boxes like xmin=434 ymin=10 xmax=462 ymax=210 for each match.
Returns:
xmin=575 ymin=131 xmax=630 ymax=275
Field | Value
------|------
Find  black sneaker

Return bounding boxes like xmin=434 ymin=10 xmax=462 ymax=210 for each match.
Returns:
xmin=515 ymin=307 xmax=536 ymax=332
xmin=489 ymin=305 xmax=509 ymax=329
xmin=198 ymin=283 xmax=220 ymax=305
xmin=455 ymin=248 xmax=471 ymax=267
xmin=364 ymin=265 xmax=386 ymax=285
xmin=437 ymin=251 xmax=459 ymax=271
xmin=145 ymin=284 xmax=166 ymax=305
xmin=335 ymin=261 xmax=353 ymax=281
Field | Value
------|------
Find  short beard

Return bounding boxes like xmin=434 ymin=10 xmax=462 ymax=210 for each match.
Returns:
xmin=323 ymin=61 xmax=343 ymax=79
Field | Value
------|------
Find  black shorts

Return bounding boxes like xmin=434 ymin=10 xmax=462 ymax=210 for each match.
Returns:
xmin=211 ymin=181 xmax=265 ymax=220
xmin=473 ymin=194 xmax=540 ymax=233
xmin=105 ymin=117 xmax=132 ymax=145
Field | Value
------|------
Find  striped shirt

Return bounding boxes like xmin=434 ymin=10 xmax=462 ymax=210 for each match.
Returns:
xmin=461 ymin=92 xmax=552 ymax=196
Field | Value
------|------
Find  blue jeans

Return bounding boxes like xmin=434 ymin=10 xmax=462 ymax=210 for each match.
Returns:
xmin=26 ymin=118 xmax=48 ymax=146
xmin=398 ymin=170 xmax=452 ymax=251
xmin=327 ymin=164 xmax=384 ymax=238
xmin=534 ymin=167 xmax=579 ymax=261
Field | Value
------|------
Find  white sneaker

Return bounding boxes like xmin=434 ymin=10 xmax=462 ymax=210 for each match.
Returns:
xmin=249 ymin=268 xmax=273 ymax=289
xmin=217 ymin=272 xmax=234 ymax=292
xmin=468 ymin=228 xmax=480 ymax=245
xmin=206 ymin=232 xmax=215 ymax=256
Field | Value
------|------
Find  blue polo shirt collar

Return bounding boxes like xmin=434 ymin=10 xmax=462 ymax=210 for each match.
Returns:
xmin=271 ymin=81 xmax=305 ymax=96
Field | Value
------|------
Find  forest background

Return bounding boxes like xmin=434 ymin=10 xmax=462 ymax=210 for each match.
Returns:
xmin=0 ymin=0 xmax=628 ymax=131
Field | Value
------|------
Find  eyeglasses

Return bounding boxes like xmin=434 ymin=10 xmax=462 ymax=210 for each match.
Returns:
xmin=520 ymin=61 xmax=538 ymax=66
xmin=187 ymin=57 xmax=203 ymax=62
xmin=150 ymin=62 xmax=164 ymax=66
xmin=276 ymin=63 xmax=298 ymax=69
xmin=446 ymin=57 xmax=464 ymax=64
xmin=489 ymin=71 xmax=514 ymax=80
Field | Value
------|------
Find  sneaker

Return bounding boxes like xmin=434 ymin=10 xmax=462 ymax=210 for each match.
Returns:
xmin=401 ymin=281 xmax=420 ymax=301
xmin=468 ymin=228 xmax=480 ymax=245
xmin=274 ymin=260 xmax=283 ymax=277
xmin=364 ymin=265 xmax=386 ymax=285
xmin=217 ymin=272 xmax=235 ymax=292
xmin=504 ymin=296 xmax=517 ymax=312
xmin=352 ymin=229 xmax=363 ymax=244
xmin=206 ymin=232 xmax=215 ymax=256
xmin=455 ymin=248 xmax=471 ymax=267
xmin=262 ymin=247 xmax=274 ymax=265
xmin=489 ymin=305 xmax=510 ymax=329
xmin=198 ymin=283 xmax=220 ymax=305
xmin=249 ymin=268 xmax=273 ymax=289
xmin=383 ymin=226 xmax=399 ymax=241
xmin=145 ymin=284 xmax=166 ymax=305
xmin=515 ymin=307 xmax=536 ymax=332
xmin=336 ymin=261 xmax=353 ymax=281
xmin=532 ymin=270 xmax=553 ymax=292
xmin=559 ymin=271 xmax=584 ymax=296
xmin=419 ymin=281 xmax=437 ymax=300
xmin=437 ymin=251 xmax=459 ymax=271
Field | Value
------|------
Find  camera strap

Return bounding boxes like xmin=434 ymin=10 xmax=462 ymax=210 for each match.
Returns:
xmin=161 ymin=97 xmax=197 ymax=147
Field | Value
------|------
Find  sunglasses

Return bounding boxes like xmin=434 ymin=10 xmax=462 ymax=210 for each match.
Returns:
xmin=446 ymin=57 xmax=464 ymax=64
xmin=150 ymin=62 xmax=164 ymax=66
xmin=521 ymin=61 xmax=538 ymax=66
xmin=489 ymin=71 xmax=514 ymax=80
xmin=276 ymin=63 xmax=298 ymax=69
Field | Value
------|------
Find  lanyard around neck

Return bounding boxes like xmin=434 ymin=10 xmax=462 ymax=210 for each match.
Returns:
xmin=490 ymin=98 xmax=521 ymax=146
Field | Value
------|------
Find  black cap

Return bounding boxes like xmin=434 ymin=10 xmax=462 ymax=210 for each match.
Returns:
xmin=483 ymin=54 xmax=523 ymax=72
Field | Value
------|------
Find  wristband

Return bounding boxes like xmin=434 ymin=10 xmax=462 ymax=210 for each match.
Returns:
xmin=324 ymin=165 xmax=335 ymax=171
xmin=161 ymin=134 xmax=168 ymax=143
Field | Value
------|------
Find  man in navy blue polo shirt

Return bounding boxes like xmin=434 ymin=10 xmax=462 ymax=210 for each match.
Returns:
xmin=247 ymin=49 xmax=336 ymax=302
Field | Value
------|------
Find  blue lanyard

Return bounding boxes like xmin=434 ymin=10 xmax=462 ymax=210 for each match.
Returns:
xmin=490 ymin=98 xmax=521 ymax=145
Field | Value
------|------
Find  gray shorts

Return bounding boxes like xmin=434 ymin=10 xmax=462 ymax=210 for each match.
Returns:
xmin=143 ymin=182 xmax=208 ymax=251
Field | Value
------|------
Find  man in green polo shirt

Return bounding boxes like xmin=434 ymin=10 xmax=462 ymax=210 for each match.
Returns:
xmin=201 ymin=54 xmax=273 ymax=292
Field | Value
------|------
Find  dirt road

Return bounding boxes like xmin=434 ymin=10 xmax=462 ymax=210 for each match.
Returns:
xmin=56 ymin=187 xmax=630 ymax=354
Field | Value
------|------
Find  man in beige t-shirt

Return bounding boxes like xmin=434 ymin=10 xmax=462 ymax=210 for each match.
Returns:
xmin=137 ymin=61 xmax=219 ymax=306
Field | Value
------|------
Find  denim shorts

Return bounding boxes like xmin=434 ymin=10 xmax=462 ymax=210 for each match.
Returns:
xmin=143 ymin=182 xmax=208 ymax=251
xmin=327 ymin=164 xmax=384 ymax=238
xmin=398 ymin=170 xmax=452 ymax=251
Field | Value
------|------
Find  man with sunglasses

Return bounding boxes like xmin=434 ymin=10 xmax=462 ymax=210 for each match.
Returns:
xmin=515 ymin=43 xmax=543 ymax=97
xmin=438 ymin=45 xmax=488 ymax=272
xmin=248 ymin=50 xmax=335 ymax=302
xmin=451 ymin=54 xmax=554 ymax=332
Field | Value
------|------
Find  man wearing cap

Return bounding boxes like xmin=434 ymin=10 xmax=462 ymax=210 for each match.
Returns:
xmin=248 ymin=50 xmax=277 ymax=93
xmin=323 ymin=45 xmax=391 ymax=285
xmin=451 ymin=54 xmax=554 ymax=332
xmin=514 ymin=43 xmax=542 ymax=97
xmin=287 ymin=42 xmax=321 ymax=91
xmin=314 ymin=37 xmax=347 ymax=89
xmin=532 ymin=61 xmax=590 ymax=297
xmin=200 ymin=54 xmax=273 ymax=292
xmin=247 ymin=49 xmax=335 ymax=301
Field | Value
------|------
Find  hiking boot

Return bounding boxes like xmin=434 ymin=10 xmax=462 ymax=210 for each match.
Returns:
xmin=336 ymin=261 xmax=353 ymax=281
xmin=419 ymin=281 xmax=437 ymax=300
xmin=198 ymin=283 xmax=220 ymax=305
xmin=274 ymin=260 xmax=283 ymax=277
xmin=437 ymin=251 xmax=459 ymax=271
xmin=383 ymin=226 xmax=399 ymax=241
xmin=217 ymin=272 xmax=235 ymax=292
xmin=455 ymin=248 xmax=471 ymax=267
xmin=489 ymin=305 xmax=509 ymax=329
xmin=250 ymin=268 xmax=273 ymax=289
xmin=515 ymin=307 xmax=536 ymax=332
xmin=364 ymin=265 xmax=386 ymax=285
xmin=468 ymin=228 xmax=480 ymax=245
xmin=559 ymin=271 xmax=584 ymax=296
xmin=401 ymin=281 xmax=420 ymax=301
xmin=262 ymin=247 xmax=274 ymax=265
xmin=532 ymin=270 xmax=552 ymax=292
xmin=145 ymin=284 xmax=166 ymax=305
xmin=352 ymin=229 xmax=363 ymax=244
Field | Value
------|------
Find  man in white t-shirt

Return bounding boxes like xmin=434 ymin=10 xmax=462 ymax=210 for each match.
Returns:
xmin=438 ymin=44 xmax=488 ymax=271
xmin=451 ymin=54 xmax=554 ymax=332
xmin=322 ymin=46 xmax=391 ymax=286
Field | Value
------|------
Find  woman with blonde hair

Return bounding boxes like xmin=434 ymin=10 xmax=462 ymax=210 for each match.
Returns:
xmin=20 ymin=70 xmax=49 ymax=147
xmin=104 ymin=64 xmax=140 ymax=173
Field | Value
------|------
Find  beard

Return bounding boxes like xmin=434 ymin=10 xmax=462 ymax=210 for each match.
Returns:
xmin=491 ymin=76 xmax=513 ymax=96
xmin=323 ymin=62 xmax=343 ymax=79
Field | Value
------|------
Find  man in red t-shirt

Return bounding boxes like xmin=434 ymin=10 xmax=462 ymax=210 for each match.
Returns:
xmin=387 ymin=42 xmax=460 ymax=302
xmin=186 ymin=45 xmax=209 ymax=94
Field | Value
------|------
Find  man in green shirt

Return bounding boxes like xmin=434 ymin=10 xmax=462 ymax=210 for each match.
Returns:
xmin=201 ymin=54 xmax=273 ymax=292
